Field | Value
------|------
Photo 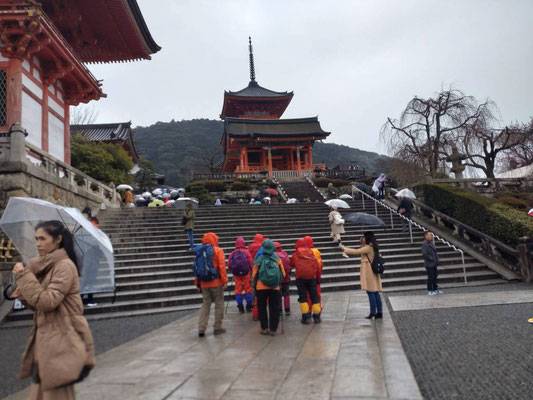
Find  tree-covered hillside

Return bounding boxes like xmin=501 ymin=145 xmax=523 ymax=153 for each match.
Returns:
xmin=133 ymin=119 xmax=389 ymax=187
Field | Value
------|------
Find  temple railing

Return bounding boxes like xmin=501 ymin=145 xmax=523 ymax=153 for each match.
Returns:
xmin=389 ymin=188 xmax=532 ymax=281
xmin=193 ymin=169 xmax=317 ymax=180
xmin=410 ymin=177 xmax=533 ymax=193
xmin=271 ymin=170 xmax=313 ymax=179
xmin=319 ymin=169 xmax=367 ymax=180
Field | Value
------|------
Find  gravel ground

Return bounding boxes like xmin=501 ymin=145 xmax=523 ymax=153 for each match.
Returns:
xmin=0 ymin=310 xmax=193 ymax=399
xmin=386 ymin=285 xmax=533 ymax=400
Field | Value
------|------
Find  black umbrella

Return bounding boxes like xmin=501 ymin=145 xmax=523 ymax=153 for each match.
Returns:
xmin=344 ymin=212 xmax=385 ymax=226
xmin=355 ymin=182 xmax=369 ymax=193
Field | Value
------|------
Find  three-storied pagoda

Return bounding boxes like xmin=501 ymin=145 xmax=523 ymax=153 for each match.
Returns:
xmin=220 ymin=38 xmax=330 ymax=174
xmin=0 ymin=0 xmax=159 ymax=163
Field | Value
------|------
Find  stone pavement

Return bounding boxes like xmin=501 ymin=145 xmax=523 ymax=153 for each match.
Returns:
xmin=3 ymin=292 xmax=421 ymax=400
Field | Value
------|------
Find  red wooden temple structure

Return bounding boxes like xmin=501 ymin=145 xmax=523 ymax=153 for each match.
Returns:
xmin=0 ymin=0 xmax=159 ymax=163
xmin=220 ymin=38 xmax=330 ymax=174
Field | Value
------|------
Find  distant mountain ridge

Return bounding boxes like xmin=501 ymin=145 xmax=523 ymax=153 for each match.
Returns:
xmin=133 ymin=119 xmax=389 ymax=187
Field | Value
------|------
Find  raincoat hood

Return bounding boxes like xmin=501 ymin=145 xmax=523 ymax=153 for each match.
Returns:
xmin=235 ymin=237 xmax=246 ymax=249
xmin=253 ymin=233 xmax=264 ymax=244
xmin=304 ymin=236 xmax=314 ymax=248
xmin=295 ymin=238 xmax=309 ymax=250
xmin=274 ymin=241 xmax=283 ymax=251
xmin=262 ymin=240 xmax=276 ymax=256
xmin=202 ymin=232 xmax=219 ymax=246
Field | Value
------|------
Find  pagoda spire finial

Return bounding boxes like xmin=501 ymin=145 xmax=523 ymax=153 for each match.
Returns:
xmin=248 ymin=36 xmax=256 ymax=83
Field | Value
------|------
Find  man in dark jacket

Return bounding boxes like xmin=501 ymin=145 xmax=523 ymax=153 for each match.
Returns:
xmin=397 ymin=197 xmax=414 ymax=232
xmin=421 ymin=232 xmax=443 ymax=295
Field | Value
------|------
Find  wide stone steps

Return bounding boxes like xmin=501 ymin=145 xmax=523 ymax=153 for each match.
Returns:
xmin=2 ymin=200 xmax=506 ymax=324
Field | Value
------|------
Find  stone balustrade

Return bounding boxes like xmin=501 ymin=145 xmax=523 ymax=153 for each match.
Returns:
xmin=412 ymin=176 xmax=533 ymax=193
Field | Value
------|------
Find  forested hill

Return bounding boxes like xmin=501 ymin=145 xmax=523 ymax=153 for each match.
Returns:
xmin=133 ymin=119 xmax=390 ymax=187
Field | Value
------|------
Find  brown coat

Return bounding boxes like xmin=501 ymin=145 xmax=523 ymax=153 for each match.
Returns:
xmin=345 ymin=244 xmax=382 ymax=292
xmin=15 ymin=248 xmax=95 ymax=391
xmin=183 ymin=209 xmax=195 ymax=230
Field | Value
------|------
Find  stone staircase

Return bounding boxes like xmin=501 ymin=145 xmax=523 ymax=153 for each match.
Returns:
xmin=2 ymin=199 xmax=506 ymax=325
xmin=278 ymin=178 xmax=325 ymax=202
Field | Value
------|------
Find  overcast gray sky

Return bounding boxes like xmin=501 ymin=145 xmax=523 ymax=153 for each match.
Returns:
xmin=87 ymin=0 xmax=533 ymax=154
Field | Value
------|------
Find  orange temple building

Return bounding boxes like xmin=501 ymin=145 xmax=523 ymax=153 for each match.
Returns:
xmin=220 ymin=38 xmax=330 ymax=175
xmin=0 ymin=0 xmax=159 ymax=164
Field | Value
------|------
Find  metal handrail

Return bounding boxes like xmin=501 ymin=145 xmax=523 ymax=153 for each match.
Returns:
xmin=351 ymin=185 xmax=467 ymax=284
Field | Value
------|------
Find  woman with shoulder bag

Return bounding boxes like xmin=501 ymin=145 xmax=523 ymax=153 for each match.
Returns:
xmin=182 ymin=203 xmax=195 ymax=251
xmin=11 ymin=220 xmax=95 ymax=400
xmin=340 ymin=231 xmax=383 ymax=319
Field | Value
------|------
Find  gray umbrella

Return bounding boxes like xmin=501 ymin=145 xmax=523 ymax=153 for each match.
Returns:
xmin=344 ymin=212 xmax=385 ymax=226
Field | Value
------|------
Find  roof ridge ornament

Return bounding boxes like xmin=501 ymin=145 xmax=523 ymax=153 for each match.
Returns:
xmin=248 ymin=36 xmax=256 ymax=83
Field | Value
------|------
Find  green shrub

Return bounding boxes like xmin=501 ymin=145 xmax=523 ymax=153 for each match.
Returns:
xmin=203 ymin=180 xmax=225 ymax=192
xmin=422 ymin=184 xmax=533 ymax=246
xmin=494 ymin=191 xmax=533 ymax=211
xmin=230 ymin=181 xmax=251 ymax=191
xmin=185 ymin=181 xmax=213 ymax=205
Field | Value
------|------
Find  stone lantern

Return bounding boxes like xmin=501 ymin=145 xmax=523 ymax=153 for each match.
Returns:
xmin=446 ymin=145 xmax=467 ymax=179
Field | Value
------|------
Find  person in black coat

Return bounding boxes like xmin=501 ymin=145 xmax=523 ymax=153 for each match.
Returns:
xmin=421 ymin=232 xmax=442 ymax=295
xmin=397 ymin=197 xmax=414 ymax=232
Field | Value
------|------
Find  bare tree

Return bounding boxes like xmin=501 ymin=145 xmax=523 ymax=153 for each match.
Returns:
xmin=500 ymin=119 xmax=533 ymax=171
xmin=459 ymin=121 xmax=529 ymax=178
xmin=70 ymin=104 xmax=98 ymax=125
xmin=381 ymin=88 xmax=491 ymax=177
xmin=200 ymin=150 xmax=223 ymax=176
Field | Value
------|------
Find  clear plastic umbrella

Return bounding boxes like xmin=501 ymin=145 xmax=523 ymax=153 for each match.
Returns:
xmin=0 ymin=197 xmax=114 ymax=295
xmin=173 ymin=197 xmax=199 ymax=209
xmin=325 ymin=199 xmax=350 ymax=209
xmin=395 ymin=188 xmax=416 ymax=199
xmin=339 ymin=194 xmax=353 ymax=200
xmin=142 ymin=192 xmax=152 ymax=198
xmin=152 ymin=188 xmax=163 ymax=195
xmin=116 ymin=184 xmax=133 ymax=191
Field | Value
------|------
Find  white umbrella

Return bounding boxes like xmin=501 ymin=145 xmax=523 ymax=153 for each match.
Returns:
xmin=263 ymin=196 xmax=271 ymax=201
xmin=325 ymin=199 xmax=350 ymax=209
xmin=152 ymin=188 xmax=163 ymax=195
xmin=142 ymin=192 xmax=152 ymax=198
xmin=287 ymin=198 xmax=297 ymax=204
xmin=0 ymin=197 xmax=114 ymax=294
xmin=339 ymin=194 xmax=353 ymax=200
xmin=528 ymin=208 xmax=533 ymax=217
xmin=116 ymin=184 xmax=133 ymax=191
xmin=177 ymin=188 xmax=186 ymax=193
xmin=395 ymin=188 xmax=416 ymax=199
xmin=162 ymin=193 xmax=171 ymax=199
xmin=173 ymin=197 xmax=199 ymax=209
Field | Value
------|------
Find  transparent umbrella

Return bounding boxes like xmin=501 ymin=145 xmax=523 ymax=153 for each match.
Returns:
xmin=325 ymin=199 xmax=350 ymax=209
xmin=0 ymin=197 xmax=114 ymax=295
xmin=173 ymin=197 xmax=199 ymax=209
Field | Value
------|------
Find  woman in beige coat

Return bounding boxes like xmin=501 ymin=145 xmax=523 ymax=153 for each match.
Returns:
xmin=183 ymin=203 xmax=196 ymax=251
xmin=340 ymin=231 xmax=383 ymax=319
xmin=12 ymin=220 xmax=95 ymax=400
xmin=329 ymin=206 xmax=348 ymax=258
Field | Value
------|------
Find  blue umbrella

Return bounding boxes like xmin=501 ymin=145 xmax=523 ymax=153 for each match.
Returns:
xmin=344 ymin=212 xmax=385 ymax=226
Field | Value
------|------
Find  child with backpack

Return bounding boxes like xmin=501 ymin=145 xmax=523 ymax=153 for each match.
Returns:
xmin=228 ymin=237 xmax=254 ymax=313
xmin=252 ymin=240 xmax=285 ymax=336
xmin=274 ymin=241 xmax=292 ymax=316
xmin=290 ymin=238 xmax=321 ymax=324
xmin=193 ymin=232 xmax=228 ymax=337
xmin=304 ymin=236 xmax=323 ymax=313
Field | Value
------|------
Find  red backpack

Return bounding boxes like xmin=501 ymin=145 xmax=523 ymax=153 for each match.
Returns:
xmin=293 ymin=248 xmax=319 ymax=279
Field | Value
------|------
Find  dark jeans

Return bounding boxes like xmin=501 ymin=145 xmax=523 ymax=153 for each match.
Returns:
xmin=401 ymin=214 xmax=412 ymax=231
xmin=257 ymin=289 xmax=281 ymax=332
xmin=295 ymin=278 xmax=319 ymax=304
xmin=426 ymin=267 xmax=438 ymax=291
xmin=378 ymin=188 xmax=385 ymax=200
xmin=366 ymin=291 xmax=382 ymax=314
xmin=186 ymin=229 xmax=194 ymax=249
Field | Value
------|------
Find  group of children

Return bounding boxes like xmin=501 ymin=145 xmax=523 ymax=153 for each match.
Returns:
xmin=227 ymin=233 xmax=324 ymax=333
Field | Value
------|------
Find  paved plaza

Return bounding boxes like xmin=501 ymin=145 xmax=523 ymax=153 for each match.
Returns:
xmin=3 ymin=292 xmax=421 ymax=400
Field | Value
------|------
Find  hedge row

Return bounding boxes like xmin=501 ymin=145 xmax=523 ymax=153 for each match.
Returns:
xmin=422 ymin=184 xmax=533 ymax=246
xmin=314 ymin=178 xmax=351 ymax=188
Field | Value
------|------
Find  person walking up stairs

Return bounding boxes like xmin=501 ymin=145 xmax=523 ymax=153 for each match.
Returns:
xmin=274 ymin=241 xmax=292 ymax=316
xmin=248 ymin=233 xmax=265 ymax=321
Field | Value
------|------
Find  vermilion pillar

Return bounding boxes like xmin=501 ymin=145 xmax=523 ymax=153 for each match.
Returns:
xmin=6 ymin=58 xmax=22 ymax=127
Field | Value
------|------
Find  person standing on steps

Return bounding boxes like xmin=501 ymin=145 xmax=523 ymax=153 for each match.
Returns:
xmin=248 ymin=233 xmax=265 ymax=321
xmin=228 ymin=237 xmax=254 ymax=313
xmin=421 ymin=232 xmax=443 ymax=295
xmin=329 ymin=206 xmax=349 ymax=258
xmin=11 ymin=220 xmax=95 ymax=400
xmin=291 ymin=239 xmax=321 ymax=324
xmin=326 ymin=182 xmax=338 ymax=200
xmin=274 ymin=241 xmax=292 ymax=316
xmin=252 ymin=240 xmax=285 ymax=336
xmin=194 ymin=232 xmax=228 ymax=337
xmin=340 ymin=231 xmax=383 ymax=319
xmin=124 ymin=189 xmax=134 ymax=208
xmin=183 ymin=203 xmax=195 ymax=251
xmin=397 ymin=196 xmax=414 ymax=232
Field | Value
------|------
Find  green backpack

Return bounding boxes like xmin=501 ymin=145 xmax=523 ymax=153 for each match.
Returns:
xmin=256 ymin=255 xmax=282 ymax=288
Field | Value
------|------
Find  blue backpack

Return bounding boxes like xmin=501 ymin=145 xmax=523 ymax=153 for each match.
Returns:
xmin=192 ymin=244 xmax=219 ymax=282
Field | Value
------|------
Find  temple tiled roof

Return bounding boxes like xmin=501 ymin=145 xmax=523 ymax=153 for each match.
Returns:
xmin=226 ymin=81 xmax=293 ymax=98
xmin=71 ymin=122 xmax=132 ymax=141
xmin=224 ymin=117 xmax=330 ymax=138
